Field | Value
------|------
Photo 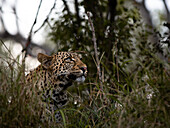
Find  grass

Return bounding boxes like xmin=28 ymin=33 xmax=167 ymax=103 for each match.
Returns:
xmin=0 ymin=41 xmax=170 ymax=128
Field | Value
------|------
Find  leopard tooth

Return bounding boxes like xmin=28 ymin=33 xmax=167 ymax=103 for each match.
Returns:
xmin=76 ymin=76 xmax=85 ymax=83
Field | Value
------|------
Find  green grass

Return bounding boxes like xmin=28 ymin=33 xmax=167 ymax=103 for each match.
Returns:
xmin=0 ymin=42 xmax=170 ymax=128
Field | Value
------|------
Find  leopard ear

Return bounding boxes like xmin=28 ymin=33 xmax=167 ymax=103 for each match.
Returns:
xmin=37 ymin=53 xmax=53 ymax=68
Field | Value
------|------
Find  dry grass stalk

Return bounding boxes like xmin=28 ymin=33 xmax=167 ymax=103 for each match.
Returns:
xmin=87 ymin=12 xmax=103 ymax=90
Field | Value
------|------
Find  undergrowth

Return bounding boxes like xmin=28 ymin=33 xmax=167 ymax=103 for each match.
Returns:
xmin=0 ymin=41 xmax=170 ymax=128
xmin=0 ymin=45 xmax=47 ymax=127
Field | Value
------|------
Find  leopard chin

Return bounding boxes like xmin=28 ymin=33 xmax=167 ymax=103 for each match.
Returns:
xmin=76 ymin=76 xmax=85 ymax=83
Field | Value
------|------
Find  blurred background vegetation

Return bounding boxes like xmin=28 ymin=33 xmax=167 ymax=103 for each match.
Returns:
xmin=0 ymin=0 xmax=170 ymax=127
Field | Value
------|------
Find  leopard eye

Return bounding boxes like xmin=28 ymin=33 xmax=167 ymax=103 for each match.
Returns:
xmin=64 ymin=57 xmax=72 ymax=62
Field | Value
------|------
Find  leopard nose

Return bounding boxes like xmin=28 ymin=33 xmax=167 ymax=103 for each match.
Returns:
xmin=80 ymin=67 xmax=87 ymax=73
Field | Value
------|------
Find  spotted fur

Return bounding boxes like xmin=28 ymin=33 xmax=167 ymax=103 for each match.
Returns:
xmin=26 ymin=52 xmax=87 ymax=122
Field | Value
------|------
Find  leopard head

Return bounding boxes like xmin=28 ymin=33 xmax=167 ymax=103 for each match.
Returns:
xmin=37 ymin=52 xmax=87 ymax=82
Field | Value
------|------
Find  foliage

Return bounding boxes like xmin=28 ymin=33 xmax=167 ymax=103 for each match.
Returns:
xmin=49 ymin=0 xmax=170 ymax=127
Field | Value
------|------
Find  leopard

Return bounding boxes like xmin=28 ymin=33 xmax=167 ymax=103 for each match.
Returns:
xmin=26 ymin=51 xmax=87 ymax=123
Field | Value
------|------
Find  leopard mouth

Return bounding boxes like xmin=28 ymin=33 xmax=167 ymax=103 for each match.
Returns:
xmin=69 ymin=69 xmax=87 ymax=82
xmin=75 ymin=70 xmax=87 ymax=82
xmin=68 ymin=73 xmax=86 ymax=82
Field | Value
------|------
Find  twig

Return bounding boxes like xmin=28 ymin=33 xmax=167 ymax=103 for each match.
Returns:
xmin=34 ymin=0 xmax=57 ymax=34
xmin=75 ymin=0 xmax=80 ymax=25
xmin=162 ymin=0 xmax=170 ymax=22
xmin=62 ymin=0 xmax=71 ymax=15
xmin=87 ymin=12 xmax=103 ymax=89
xmin=30 ymin=0 xmax=43 ymax=36
xmin=22 ymin=0 xmax=43 ymax=57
